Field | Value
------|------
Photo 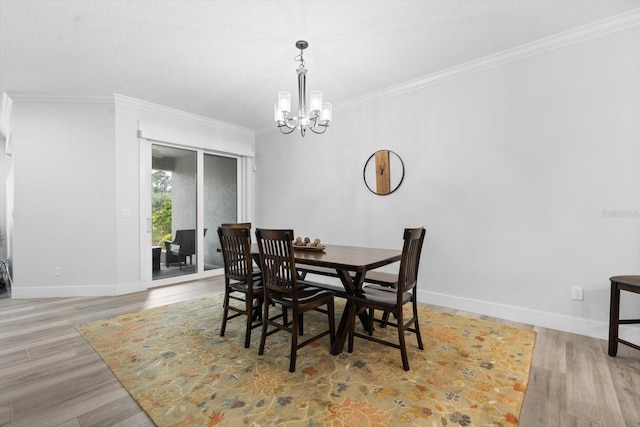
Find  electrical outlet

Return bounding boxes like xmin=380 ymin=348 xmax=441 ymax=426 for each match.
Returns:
xmin=571 ymin=286 xmax=583 ymax=301
xmin=54 ymin=266 xmax=62 ymax=276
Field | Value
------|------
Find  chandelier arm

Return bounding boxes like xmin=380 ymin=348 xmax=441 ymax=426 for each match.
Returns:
xmin=279 ymin=125 xmax=296 ymax=135
xmin=282 ymin=117 xmax=298 ymax=129
xmin=308 ymin=112 xmax=320 ymax=125
xmin=310 ymin=125 xmax=328 ymax=135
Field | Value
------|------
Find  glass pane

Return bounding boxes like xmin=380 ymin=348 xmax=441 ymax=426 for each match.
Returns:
xmin=151 ymin=145 xmax=198 ymax=280
xmin=203 ymin=153 xmax=237 ymax=270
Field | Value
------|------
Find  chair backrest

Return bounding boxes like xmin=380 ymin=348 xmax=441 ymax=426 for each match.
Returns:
xmin=255 ymin=228 xmax=299 ymax=299
xmin=217 ymin=226 xmax=254 ymax=283
xmin=221 ymin=222 xmax=252 ymax=228
xmin=174 ymin=229 xmax=196 ymax=255
xmin=396 ymin=227 xmax=426 ymax=297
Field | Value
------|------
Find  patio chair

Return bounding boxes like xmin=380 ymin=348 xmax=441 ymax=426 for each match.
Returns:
xmin=164 ymin=228 xmax=207 ymax=269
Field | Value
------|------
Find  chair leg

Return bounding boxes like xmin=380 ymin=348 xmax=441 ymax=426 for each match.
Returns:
xmin=380 ymin=311 xmax=390 ymax=328
xmin=299 ymin=313 xmax=304 ymax=336
xmin=328 ymin=300 xmax=336 ymax=346
xmin=258 ymin=298 xmax=270 ymax=356
xmin=413 ymin=299 xmax=424 ymax=350
xmin=368 ymin=308 xmax=375 ymax=336
xmin=290 ymin=310 xmax=299 ymax=372
xmin=396 ymin=310 xmax=410 ymax=371
xmin=220 ymin=287 xmax=230 ymax=337
xmin=252 ymin=298 xmax=262 ymax=321
xmin=608 ymin=281 xmax=620 ymax=357
xmin=347 ymin=303 xmax=357 ymax=353
xmin=244 ymin=297 xmax=253 ymax=348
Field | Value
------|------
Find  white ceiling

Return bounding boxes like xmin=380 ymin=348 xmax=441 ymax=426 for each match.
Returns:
xmin=2 ymin=0 xmax=639 ymax=133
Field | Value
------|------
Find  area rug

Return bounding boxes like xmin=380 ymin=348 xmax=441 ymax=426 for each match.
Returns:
xmin=77 ymin=295 xmax=536 ymax=426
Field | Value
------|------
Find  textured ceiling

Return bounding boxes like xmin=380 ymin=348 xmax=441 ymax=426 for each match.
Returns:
xmin=1 ymin=0 xmax=639 ymax=132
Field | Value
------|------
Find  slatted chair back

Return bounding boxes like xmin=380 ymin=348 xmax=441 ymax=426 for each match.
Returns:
xmin=217 ymin=226 xmax=254 ymax=285
xmin=255 ymin=228 xmax=299 ymax=300
xmin=396 ymin=227 xmax=426 ymax=300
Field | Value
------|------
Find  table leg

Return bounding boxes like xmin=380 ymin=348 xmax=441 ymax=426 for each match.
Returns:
xmin=608 ymin=281 xmax=620 ymax=357
xmin=331 ymin=269 xmax=367 ymax=355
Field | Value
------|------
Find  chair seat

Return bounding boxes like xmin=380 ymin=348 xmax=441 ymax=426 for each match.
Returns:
xmin=359 ymin=286 xmax=412 ymax=305
xmin=229 ymin=280 xmax=263 ymax=293
xmin=364 ymin=271 xmax=398 ymax=287
xmin=271 ymin=286 xmax=334 ymax=305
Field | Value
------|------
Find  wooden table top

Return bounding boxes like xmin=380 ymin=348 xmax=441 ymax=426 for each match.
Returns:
xmin=291 ymin=244 xmax=401 ymax=272
xmin=251 ymin=243 xmax=401 ymax=272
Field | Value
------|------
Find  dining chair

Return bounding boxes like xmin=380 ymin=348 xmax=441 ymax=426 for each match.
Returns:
xmin=348 ymin=227 xmax=426 ymax=371
xmin=217 ymin=225 xmax=264 ymax=348
xmin=255 ymin=228 xmax=336 ymax=372
xmin=608 ymin=275 xmax=640 ymax=356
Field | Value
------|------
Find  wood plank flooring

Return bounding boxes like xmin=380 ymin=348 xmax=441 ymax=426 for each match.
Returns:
xmin=0 ymin=278 xmax=638 ymax=426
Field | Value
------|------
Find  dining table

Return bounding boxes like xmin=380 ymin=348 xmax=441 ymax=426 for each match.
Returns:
xmin=251 ymin=243 xmax=402 ymax=355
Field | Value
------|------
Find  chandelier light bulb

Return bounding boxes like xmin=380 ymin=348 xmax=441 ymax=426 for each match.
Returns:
xmin=321 ymin=103 xmax=332 ymax=123
xmin=310 ymin=91 xmax=323 ymax=113
xmin=274 ymin=103 xmax=284 ymax=122
xmin=278 ymin=91 xmax=291 ymax=114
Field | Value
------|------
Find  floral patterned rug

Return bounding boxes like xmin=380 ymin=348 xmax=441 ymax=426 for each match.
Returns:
xmin=77 ymin=295 xmax=536 ymax=426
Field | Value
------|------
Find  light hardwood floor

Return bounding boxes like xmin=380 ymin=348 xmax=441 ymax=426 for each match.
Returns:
xmin=0 ymin=278 xmax=638 ymax=426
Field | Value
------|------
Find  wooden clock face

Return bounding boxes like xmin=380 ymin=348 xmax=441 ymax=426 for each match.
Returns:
xmin=363 ymin=150 xmax=404 ymax=195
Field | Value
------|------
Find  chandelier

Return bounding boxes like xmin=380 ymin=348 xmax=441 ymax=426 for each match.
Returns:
xmin=274 ymin=40 xmax=332 ymax=136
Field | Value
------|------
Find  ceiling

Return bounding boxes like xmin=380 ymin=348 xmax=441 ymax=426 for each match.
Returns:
xmin=2 ymin=0 xmax=639 ymax=133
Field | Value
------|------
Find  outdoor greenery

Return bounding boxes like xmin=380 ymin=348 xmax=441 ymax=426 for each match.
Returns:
xmin=152 ymin=171 xmax=172 ymax=246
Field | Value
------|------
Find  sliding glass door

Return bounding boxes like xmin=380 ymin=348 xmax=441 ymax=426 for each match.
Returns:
xmin=149 ymin=145 xmax=238 ymax=280
xmin=151 ymin=145 xmax=198 ymax=280
xmin=203 ymin=153 xmax=238 ymax=270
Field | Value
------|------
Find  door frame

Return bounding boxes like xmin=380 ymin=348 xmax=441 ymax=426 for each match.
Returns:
xmin=138 ymin=129 xmax=252 ymax=289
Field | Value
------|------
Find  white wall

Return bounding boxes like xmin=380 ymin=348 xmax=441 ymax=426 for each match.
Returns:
xmin=255 ymin=25 xmax=640 ymax=340
xmin=10 ymin=100 xmax=117 ymax=296
xmin=7 ymin=95 xmax=255 ymax=297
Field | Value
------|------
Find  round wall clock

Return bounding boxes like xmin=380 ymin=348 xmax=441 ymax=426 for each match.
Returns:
xmin=363 ymin=150 xmax=405 ymax=195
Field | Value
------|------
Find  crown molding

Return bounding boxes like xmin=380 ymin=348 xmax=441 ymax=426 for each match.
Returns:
xmin=4 ymin=93 xmax=255 ymax=138
xmin=114 ymin=94 xmax=255 ymax=137
xmin=335 ymin=8 xmax=640 ymax=112
xmin=4 ymin=93 xmax=114 ymax=103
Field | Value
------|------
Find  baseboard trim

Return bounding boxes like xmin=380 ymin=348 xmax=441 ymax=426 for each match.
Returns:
xmin=418 ymin=290 xmax=640 ymax=343
xmin=11 ymin=282 xmax=146 ymax=298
